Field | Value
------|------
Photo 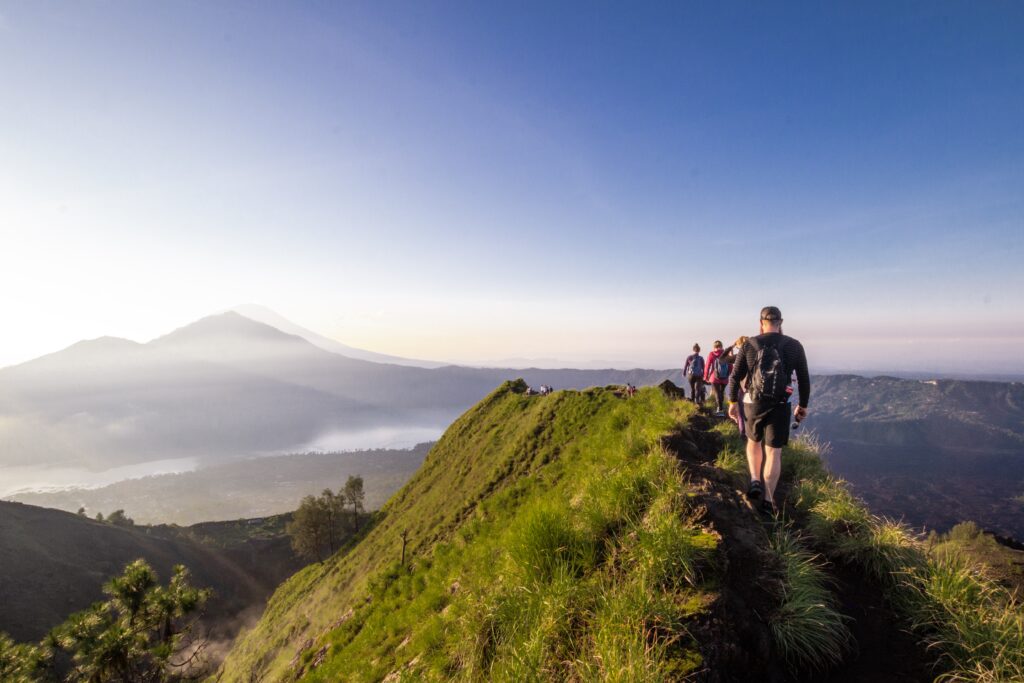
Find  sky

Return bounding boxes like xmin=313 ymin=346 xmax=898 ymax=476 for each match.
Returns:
xmin=1 ymin=1 xmax=1022 ymax=373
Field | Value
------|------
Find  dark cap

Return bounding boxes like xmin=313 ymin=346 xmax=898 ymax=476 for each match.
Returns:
xmin=760 ymin=306 xmax=783 ymax=322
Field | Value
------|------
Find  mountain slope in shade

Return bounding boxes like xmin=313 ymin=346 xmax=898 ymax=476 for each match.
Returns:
xmin=808 ymin=374 xmax=1024 ymax=451
xmin=0 ymin=500 xmax=302 ymax=643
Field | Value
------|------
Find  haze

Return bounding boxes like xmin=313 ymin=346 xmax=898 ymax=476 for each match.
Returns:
xmin=1 ymin=2 xmax=1022 ymax=373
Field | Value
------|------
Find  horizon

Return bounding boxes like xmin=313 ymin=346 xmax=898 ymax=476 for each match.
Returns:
xmin=2 ymin=305 xmax=1023 ymax=382
xmin=2 ymin=3 xmax=1023 ymax=373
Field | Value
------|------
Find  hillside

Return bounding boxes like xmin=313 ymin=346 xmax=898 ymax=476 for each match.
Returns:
xmin=810 ymin=374 xmax=1024 ymax=451
xmin=0 ymin=502 xmax=303 ymax=644
xmin=214 ymin=381 xmax=1024 ymax=682
xmin=806 ymin=375 xmax=1024 ymax=538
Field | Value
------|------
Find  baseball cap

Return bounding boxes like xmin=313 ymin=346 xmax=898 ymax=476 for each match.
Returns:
xmin=760 ymin=306 xmax=783 ymax=321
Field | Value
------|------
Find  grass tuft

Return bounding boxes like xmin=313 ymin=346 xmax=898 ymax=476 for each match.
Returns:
xmin=767 ymin=528 xmax=852 ymax=671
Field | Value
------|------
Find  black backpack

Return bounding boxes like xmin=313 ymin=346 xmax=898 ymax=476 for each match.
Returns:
xmin=748 ymin=337 xmax=790 ymax=403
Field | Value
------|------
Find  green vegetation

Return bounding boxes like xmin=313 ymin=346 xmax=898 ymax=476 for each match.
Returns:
xmin=766 ymin=529 xmax=851 ymax=671
xmin=286 ymin=478 xmax=366 ymax=561
xmin=217 ymin=382 xmax=721 ymax=682
xmin=0 ymin=560 xmax=209 ymax=682
xmin=928 ymin=522 xmax=1024 ymax=592
xmin=772 ymin=436 xmax=1024 ymax=681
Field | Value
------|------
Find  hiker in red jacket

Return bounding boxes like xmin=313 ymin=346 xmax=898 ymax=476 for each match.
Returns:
xmin=704 ymin=340 xmax=730 ymax=416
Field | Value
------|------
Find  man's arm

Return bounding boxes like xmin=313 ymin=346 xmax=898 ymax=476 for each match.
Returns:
xmin=792 ymin=341 xmax=810 ymax=409
xmin=727 ymin=345 xmax=750 ymax=403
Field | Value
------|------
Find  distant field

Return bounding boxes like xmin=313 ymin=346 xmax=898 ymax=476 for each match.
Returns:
xmin=7 ymin=444 xmax=431 ymax=525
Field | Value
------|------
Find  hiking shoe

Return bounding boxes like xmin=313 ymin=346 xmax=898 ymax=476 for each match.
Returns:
xmin=746 ymin=480 xmax=763 ymax=501
xmin=760 ymin=499 xmax=777 ymax=516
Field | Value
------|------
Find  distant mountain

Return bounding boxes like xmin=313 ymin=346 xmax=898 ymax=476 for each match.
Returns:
xmin=0 ymin=500 xmax=303 ymax=643
xmin=809 ymin=374 xmax=1024 ymax=452
xmin=0 ymin=312 xmax=676 ymax=480
xmin=231 ymin=304 xmax=447 ymax=368
xmin=807 ymin=374 xmax=1024 ymax=538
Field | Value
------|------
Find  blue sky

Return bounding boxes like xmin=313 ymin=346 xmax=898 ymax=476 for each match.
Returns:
xmin=1 ymin=1 xmax=1022 ymax=372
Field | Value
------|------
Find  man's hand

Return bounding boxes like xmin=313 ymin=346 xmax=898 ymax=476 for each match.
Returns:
xmin=728 ymin=403 xmax=739 ymax=423
xmin=794 ymin=405 xmax=808 ymax=423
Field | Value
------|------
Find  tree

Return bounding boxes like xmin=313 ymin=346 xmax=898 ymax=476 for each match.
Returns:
xmin=51 ymin=559 xmax=210 ymax=682
xmin=342 ymin=476 xmax=365 ymax=531
xmin=106 ymin=509 xmax=134 ymax=527
xmin=286 ymin=486 xmax=360 ymax=561
xmin=76 ymin=507 xmax=87 ymax=517
xmin=287 ymin=495 xmax=329 ymax=561
xmin=95 ymin=512 xmax=105 ymax=523
xmin=0 ymin=632 xmax=48 ymax=683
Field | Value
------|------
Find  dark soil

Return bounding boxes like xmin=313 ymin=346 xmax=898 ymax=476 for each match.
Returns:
xmin=811 ymin=561 xmax=937 ymax=683
xmin=657 ymin=383 xmax=938 ymax=682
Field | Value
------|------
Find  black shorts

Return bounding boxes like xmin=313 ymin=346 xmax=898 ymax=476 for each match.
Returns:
xmin=743 ymin=401 xmax=791 ymax=448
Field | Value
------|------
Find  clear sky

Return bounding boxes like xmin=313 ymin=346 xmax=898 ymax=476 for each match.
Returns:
xmin=1 ymin=1 xmax=1022 ymax=373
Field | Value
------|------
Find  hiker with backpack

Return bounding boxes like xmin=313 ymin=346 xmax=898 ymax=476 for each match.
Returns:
xmin=726 ymin=307 xmax=810 ymax=515
xmin=704 ymin=340 xmax=730 ymax=417
xmin=683 ymin=344 xmax=705 ymax=404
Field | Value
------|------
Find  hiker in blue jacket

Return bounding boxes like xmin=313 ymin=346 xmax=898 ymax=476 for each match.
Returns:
xmin=683 ymin=344 xmax=705 ymax=404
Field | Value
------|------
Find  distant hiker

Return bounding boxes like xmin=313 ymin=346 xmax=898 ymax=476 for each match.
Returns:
xmin=727 ymin=307 xmax=810 ymax=515
xmin=683 ymin=344 xmax=705 ymax=404
xmin=625 ymin=383 xmax=637 ymax=398
xmin=704 ymin=340 xmax=730 ymax=416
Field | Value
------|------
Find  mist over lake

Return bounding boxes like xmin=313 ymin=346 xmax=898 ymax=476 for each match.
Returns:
xmin=0 ymin=457 xmax=201 ymax=497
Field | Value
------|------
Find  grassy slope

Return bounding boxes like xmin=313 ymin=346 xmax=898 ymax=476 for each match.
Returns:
xmin=217 ymin=381 xmax=716 ymax=682
xmin=712 ymin=424 xmax=1024 ymax=681
xmin=220 ymin=382 xmax=1024 ymax=682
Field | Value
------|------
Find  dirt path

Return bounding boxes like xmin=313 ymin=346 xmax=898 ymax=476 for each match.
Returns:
xmin=662 ymin=400 xmax=937 ymax=682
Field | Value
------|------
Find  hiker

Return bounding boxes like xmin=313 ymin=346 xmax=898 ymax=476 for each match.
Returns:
xmin=704 ymin=340 xmax=730 ymax=417
xmin=727 ymin=307 xmax=810 ymax=515
xmin=723 ymin=336 xmax=750 ymax=437
xmin=683 ymin=344 xmax=705 ymax=404
xmin=625 ymin=383 xmax=637 ymax=398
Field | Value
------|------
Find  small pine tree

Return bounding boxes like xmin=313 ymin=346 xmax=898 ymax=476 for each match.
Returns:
xmin=51 ymin=559 xmax=209 ymax=682
xmin=76 ymin=507 xmax=87 ymax=517
xmin=0 ymin=632 xmax=49 ymax=682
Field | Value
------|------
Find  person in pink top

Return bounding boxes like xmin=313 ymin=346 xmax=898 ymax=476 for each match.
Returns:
xmin=704 ymin=340 xmax=730 ymax=416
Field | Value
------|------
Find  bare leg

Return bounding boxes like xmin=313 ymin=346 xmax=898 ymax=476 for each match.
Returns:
xmin=746 ymin=438 xmax=764 ymax=483
xmin=763 ymin=446 xmax=783 ymax=502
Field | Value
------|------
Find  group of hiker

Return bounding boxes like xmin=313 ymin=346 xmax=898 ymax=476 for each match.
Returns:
xmin=683 ymin=339 xmax=744 ymax=417
xmin=525 ymin=384 xmax=555 ymax=396
xmin=685 ymin=306 xmax=811 ymax=516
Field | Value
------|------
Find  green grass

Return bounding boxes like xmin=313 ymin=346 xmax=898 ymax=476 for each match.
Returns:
xmin=766 ymin=528 xmax=851 ymax=671
xmin=216 ymin=382 xmax=718 ymax=682
xmin=766 ymin=432 xmax=1024 ymax=681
